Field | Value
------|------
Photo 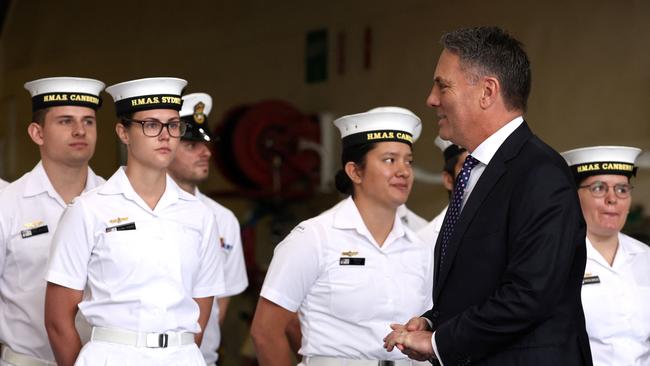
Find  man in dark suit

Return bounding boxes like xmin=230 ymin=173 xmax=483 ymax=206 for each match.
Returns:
xmin=384 ymin=26 xmax=592 ymax=365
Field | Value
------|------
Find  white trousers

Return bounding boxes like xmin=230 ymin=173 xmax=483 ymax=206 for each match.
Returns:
xmin=74 ymin=341 xmax=205 ymax=366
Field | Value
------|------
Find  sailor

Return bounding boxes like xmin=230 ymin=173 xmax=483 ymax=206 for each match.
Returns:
xmin=251 ymin=106 xmax=434 ymax=365
xmin=167 ymin=92 xmax=248 ymax=365
xmin=44 ymin=78 xmax=225 ymax=366
xmin=0 ymin=76 xmax=105 ymax=366
xmin=562 ymin=145 xmax=650 ymax=366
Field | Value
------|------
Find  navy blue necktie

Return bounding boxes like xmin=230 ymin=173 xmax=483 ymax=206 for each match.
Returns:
xmin=438 ymin=154 xmax=480 ymax=269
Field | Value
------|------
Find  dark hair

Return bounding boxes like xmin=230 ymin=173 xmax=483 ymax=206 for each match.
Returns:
xmin=32 ymin=108 xmax=51 ymax=124
xmin=334 ymin=143 xmax=377 ymax=196
xmin=117 ymin=113 xmax=134 ymax=127
xmin=441 ymin=26 xmax=531 ymax=112
xmin=443 ymin=150 xmax=465 ymax=176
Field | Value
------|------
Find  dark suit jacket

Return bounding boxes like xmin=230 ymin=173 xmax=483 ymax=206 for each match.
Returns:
xmin=424 ymin=122 xmax=592 ymax=366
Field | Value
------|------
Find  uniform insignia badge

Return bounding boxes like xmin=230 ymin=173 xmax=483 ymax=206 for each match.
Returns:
xmin=193 ymin=102 xmax=206 ymax=124
xmin=24 ymin=220 xmax=44 ymax=228
xmin=220 ymin=237 xmax=233 ymax=250
xmin=109 ymin=217 xmax=129 ymax=224
xmin=21 ymin=221 xmax=49 ymax=238
xmin=582 ymin=272 xmax=600 ymax=285
xmin=341 ymin=250 xmax=358 ymax=257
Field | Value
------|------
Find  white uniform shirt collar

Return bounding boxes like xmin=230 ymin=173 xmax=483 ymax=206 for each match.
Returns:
xmin=99 ymin=166 xmax=196 ymax=213
xmin=470 ymin=116 xmax=524 ymax=165
xmin=332 ymin=196 xmax=414 ymax=248
xmin=396 ymin=204 xmax=409 ymax=219
xmin=617 ymin=232 xmax=647 ymax=255
xmin=23 ymin=160 xmax=101 ymax=205
xmin=585 ymin=237 xmax=609 ymax=269
xmin=586 ymin=233 xmax=644 ymax=272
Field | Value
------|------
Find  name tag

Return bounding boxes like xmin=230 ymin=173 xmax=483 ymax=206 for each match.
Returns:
xmin=106 ymin=222 xmax=136 ymax=233
xmin=21 ymin=225 xmax=49 ymax=238
xmin=582 ymin=275 xmax=600 ymax=285
xmin=339 ymin=257 xmax=365 ymax=266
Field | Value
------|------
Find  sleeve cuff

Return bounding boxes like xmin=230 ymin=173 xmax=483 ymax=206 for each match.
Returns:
xmin=193 ymin=282 xmax=226 ymax=298
xmin=260 ymin=286 xmax=300 ymax=312
xmin=219 ymin=279 xmax=249 ymax=298
xmin=45 ymin=270 xmax=86 ymax=291
xmin=422 ymin=316 xmax=433 ymax=330
xmin=431 ymin=331 xmax=444 ymax=366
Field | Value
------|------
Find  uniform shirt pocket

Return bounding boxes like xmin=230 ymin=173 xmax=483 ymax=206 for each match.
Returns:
xmin=94 ymin=222 xmax=145 ymax=288
xmin=328 ymin=265 xmax=379 ymax=322
xmin=159 ymin=221 xmax=202 ymax=275
xmin=582 ymin=281 xmax=621 ymax=339
xmin=9 ymin=227 xmax=51 ymax=291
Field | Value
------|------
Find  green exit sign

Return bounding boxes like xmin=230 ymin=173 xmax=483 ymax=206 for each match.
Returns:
xmin=306 ymin=29 xmax=328 ymax=83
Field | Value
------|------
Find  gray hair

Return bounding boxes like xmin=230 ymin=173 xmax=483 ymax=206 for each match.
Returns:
xmin=441 ymin=26 xmax=531 ymax=112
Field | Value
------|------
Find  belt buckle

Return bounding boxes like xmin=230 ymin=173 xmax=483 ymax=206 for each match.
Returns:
xmin=378 ymin=362 xmax=394 ymax=366
xmin=158 ymin=333 xmax=169 ymax=348
xmin=145 ymin=333 xmax=169 ymax=348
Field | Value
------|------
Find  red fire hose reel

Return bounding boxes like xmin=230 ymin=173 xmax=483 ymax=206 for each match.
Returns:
xmin=213 ymin=100 xmax=321 ymax=197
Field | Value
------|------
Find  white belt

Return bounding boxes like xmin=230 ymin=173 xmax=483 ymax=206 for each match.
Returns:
xmin=304 ymin=356 xmax=412 ymax=366
xmin=0 ymin=344 xmax=56 ymax=366
xmin=90 ymin=327 xmax=195 ymax=348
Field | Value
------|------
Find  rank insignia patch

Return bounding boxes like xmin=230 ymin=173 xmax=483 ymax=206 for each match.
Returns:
xmin=341 ymin=250 xmax=359 ymax=257
xmin=109 ymin=217 xmax=129 ymax=224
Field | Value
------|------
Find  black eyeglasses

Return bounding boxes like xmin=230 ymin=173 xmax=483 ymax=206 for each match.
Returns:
xmin=122 ymin=118 xmax=187 ymax=138
xmin=579 ymin=181 xmax=634 ymax=199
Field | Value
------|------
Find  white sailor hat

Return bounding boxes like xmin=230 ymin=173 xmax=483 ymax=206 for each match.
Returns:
xmin=434 ymin=136 xmax=453 ymax=152
xmin=333 ymin=106 xmax=422 ymax=148
xmin=24 ymin=77 xmax=105 ymax=111
xmin=434 ymin=135 xmax=466 ymax=162
xmin=105 ymin=77 xmax=187 ymax=116
xmin=561 ymin=145 xmax=642 ymax=182
xmin=179 ymin=93 xmax=214 ymax=142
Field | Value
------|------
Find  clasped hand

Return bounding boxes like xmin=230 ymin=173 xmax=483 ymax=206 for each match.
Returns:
xmin=382 ymin=317 xmax=435 ymax=361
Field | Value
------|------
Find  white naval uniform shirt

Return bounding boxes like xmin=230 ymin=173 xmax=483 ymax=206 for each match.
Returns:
xmin=261 ymin=196 xmax=434 ymax=360
xmin=397 ymin=204 xmax=428 ymax=232
xmin=417 ymin=205 xmax=448 ymax=247
xmin=46 ymin=167 xmax=225 ymax=334
xmin=581 ymin=233 xmax=650 ymax=366
xmin=0 ymin=178 xmax=8 ymax=190
xmin=197 ymin=190 xmax=248 ymax=364
xmin=0 ymin=161 xmax=104 ymax=361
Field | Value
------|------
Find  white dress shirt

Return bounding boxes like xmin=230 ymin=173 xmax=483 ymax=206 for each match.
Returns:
xmin=46 ymin=167 xmax=225 ymax=334
xmin=582 ymin=233 xmax=650 ymax=366
xmin=0 ymin=178 xmax=8 ymax=190
xmin=262 ymin=196 xmax=434 ymax=360
xmin=197 ymin=190 xmax=248 ymax=365
xmin=431 ymin=116 xmax=524 ymax=363
xmin=0 ymin=162 xmax=104 ymax=361
xmin=460 ymin=116 xmax=524 ymax=209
